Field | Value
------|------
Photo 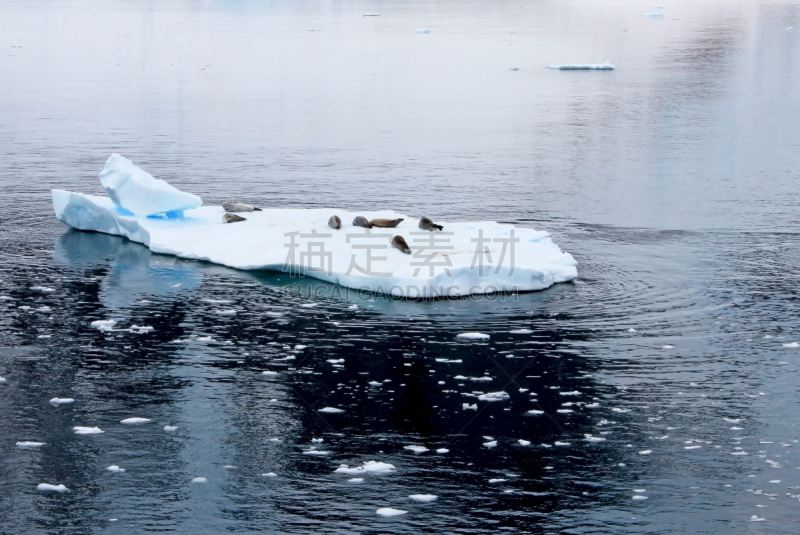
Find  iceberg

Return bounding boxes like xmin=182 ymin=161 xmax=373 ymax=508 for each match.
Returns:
xmin=53 ymin=156 xmax=577 ymax=298
xmin=98 ymin=154 xmax=202 ymax=216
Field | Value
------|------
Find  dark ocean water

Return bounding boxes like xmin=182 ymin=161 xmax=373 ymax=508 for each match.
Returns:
xmin=1 ymin=0 xmax=799 ymax=533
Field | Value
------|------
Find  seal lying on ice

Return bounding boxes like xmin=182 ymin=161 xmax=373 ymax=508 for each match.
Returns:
xmin=370 ymin=218 xmax=404 ymax=228
xmin=328 ymin=215 xmax=342 ymax=229
xmin=392 ymin=235 xmax=411 ymax=254
xmin=418 ymin=216 xmax=443 ymax=231
xmin=222 ymin=201 xmax=261 ymax=212
xmin=223 ymin=213 xmax=247 ymax=223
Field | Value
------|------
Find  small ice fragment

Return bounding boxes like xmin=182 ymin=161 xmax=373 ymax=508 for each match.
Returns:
xmin=74 ymin=426 xmax=103 ymax=435
xmin=376 ymin=508 xmax=407 ymax=516
xmin=436 ymin=448 xmax=450 ymax=454
xmin=731 ymin=451 xmax=748 ymax=456
xmin=468 ymin=376 xmax=493 ymax=382
xmin=611 ymin=408 xmax=630 ymax=413
xmin=685 ymin=445 xmax=702 ymax=450
xmin=262 ymin=371 xmax=278 ymax=376
xmin=584 ymin=435 xmax=606 ymax=442
xmin=782 ymin=342 xmax=799 ymax=348
xmin=787 ymin=27 xmax=793 ymax=31
xmin=510 ymin=329 xmax=533 ymax=334
xmin=409 ymin=494 xmax=438 ymax=502
xmin=723 ymin=418 xmax=742 ymax=423
xmin=662 ymin=345 xmax=674 ymax=349
xmin=750 ymin=515 xmax=765 ymax=521
xmin=435 ymin=358 xmax=462 ymax=363
xmin=369 ymin=381 xmax=382 ymax=386
xmin=319 ymin=407 xmax=345 ymax=413
xmin=262 ymin=472 xmax=277 ymax=477
xmin=300 ymin=303 xmax=317 ymax=308
xmin=49 ymin=398 xmax=74 ymax=406
xmin=456 ymin=332 xmax=490 ymax=340
xmin=484 ymin=441 xmax=497 ymax=448
xmin=17 ymin=441 xmax=45 ymax=448
xmin=628 ymin=328 xmax=637 ymax=332
xmin=164 ymin=425 xmax=178 ymax=432
xmin=633 ymin=489 xmax=646 ymax=493
xmin=559 ymin=391 xmax=580 ymax=396
xmin=348 ymin=477 xmax=364 ymax=483
xmin=554 ymin=441 xmax=570 ymax=446
xmin=404 ymin=445 xmax=429 ymax=454
xmin=526 ymin=410 xmax=544 ymax=416
xmin=769 ymin=480 xmax=781 ymax=483
xmin=106 ymin=465 xmax=125 ymax=472
xmin=311 ymin=438 xmax=323 ymax=443
xmin=488 ymin=478 xmax=506 ymax=483
xmin=0 ymin=376 xmax=5 ymax=384
xmin=518 ymin=439 xmax=531 ymax=446
xmin=334 ymin=461 xmax=396 ymax=474
xmin=129 ymin=325 xmax=153 ymax=334
xmin=214 ymin=309 xmax=237 ymax=316
xmin=120 ymin=417 xmax=151 ymax=425
xmin=348 ymin=305 xmax=358 ymax=310
xmin=294 ymin=344 xmax=307 ymax=350
xmin=31 ymin=286 xmax=56 ymax=293
xmin=37 ymin=483 xmax=68 ymax=492
xmin=91 ymin=319 xmax=117 ymax=331
xmin=639 ymin=450 xmax=652 ymax=455
xmin=478 ymin=391 xmax=509 ymax=402
xmin=415 ymin=28 xmax=430 ymax=34
xmin=632 ymin=495 xmax=648 ymax=500
xmin=557 ymin=409 xmax=573 ymax=413
xmin=191 ymin=477 xmax=207 ymax=483
xmin=302 ymin=450 xmax=329 ymax=455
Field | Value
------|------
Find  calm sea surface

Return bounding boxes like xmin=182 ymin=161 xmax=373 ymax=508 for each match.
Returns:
xmin=1 ymin=0 xmax=799 ymax=533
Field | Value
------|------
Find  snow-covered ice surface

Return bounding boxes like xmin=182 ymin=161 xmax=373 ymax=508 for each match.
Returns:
xmin=52 ymin=160 xmax=576 ymax=297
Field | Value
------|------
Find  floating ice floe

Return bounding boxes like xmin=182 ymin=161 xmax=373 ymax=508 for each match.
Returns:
xmin=435 ymin=359 xmax=462 ymax=363
xmin=191 ymin=477 xmax=207 ymax=483
xmin=463 ymin=403 xmax=477 ymax=410
xmin=409 ymin=494 xmax=438 ymax=502
xmin=164 ymin=425 xmax=178 ymax=432
xmin=377 ymin=508 xmax=407 ymax=516
xmin=584 ymin=435 xmax=606 ymax=443
xmin=52 ymin=156 xmax=576 ymax=298
xmin=311 ymin=438 xmax=323 ymax=443
xmin=348 ymin=477 xmax=364 ymax=483
xmin=518 ymin=439 xmax=531 ymax=446
xmin=17 ymin=441 xmax=45 ymax=448
xmin=335 ymin=461 xmax=396 ymax=474
xmin=554 ymin=441 xmax=570 ymax=446
xmin=91 ymin=319 xmax=117 ymax=331
xmin=639 ymin=450 xmax=652 ymax=455
xmin=510 ymin=329 xmax=533 ymax=334
xmin=526 ymin=410 xmax=544 ymax=416
xmin=302 ymin=450 xmax=330 ymax=455
xmin=456 ymin=332 xmax=490 ymax=340
xmin=74 ymin=426 xmax=103 ymax=435
xmin=404 ymin=445 xmax=429 ymax=454
xmin=38 ymin=483 xmax=68 ymax=492
xmin=120 ymin=417 xmax=151 ymax=425
xmin=319 ymin=407 xmax=345 ymax=414
xmin=49 ymin=397 xmax=74 ymax=406
xmin=415 ymin=28 xmax=430 ymax=33
xmin=488 ymin=478 xmax=506 ymax=483
xmin=478 ymin=391 xmax=509 ymax=402
xmin=0 ymin=377 xmax=5 ymax=384
xmin=632 ymin=495 xmax=648 ymax=500
xmin=662 ymin=345 xmax=674 ymax=349
xmin=782 ymin=342 xmax=799 ymax=348
xmin=31 ymin=286 xmax=55 ymax=293
xmin=262 ymin=472 xmax=277 ymax=477
xmin=214 ymin=309 xmax=237 ymax=316
xmin=262 ymin=371 xmax=278 ymax=376
xmin=436 ymin=448 xmax=449 ymax=454
xmin=130 ymin=325 xmax=154 ymax=334
xmin=628 ymin=328 xmax=637 ymax=332
xmin=550 ymin=61 xmax=614 ymax=70
xmin=106 ymin=465 xmax=125 ymax=472
xmin=750 ymin=515 xmax=765 ymax=522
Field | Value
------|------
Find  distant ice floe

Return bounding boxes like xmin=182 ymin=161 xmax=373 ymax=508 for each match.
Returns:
xmin=409 ymin=494 xmax=438 ymax=502
xmin=510 ymin=329 xmax=533 ymax=334
xmin=404 ymin=445 xmax=429 ymax=454
xmin=120 ymin=417 xmax=151 ymax=425
xmin=639 ymin=450 xmax=652 ymax=455
xmin=584 ymin=435 xmax=606 ymax=442
xmin=550 ymin=61 xmax=614 ymax=70
xmin=0 ymin=376 xmax=6 ymax=384
xmin=49 ymin=398 xmax=74 ymax=406
xmin=17 ymin=441 xmax=45 ymax=448
xmin=662 ymin=345 xmax=675 ymax=349
xmin=74 ymin=426 xmax=103 ymax=435
xmin=91 ymin=319 xmax=117 ymax=331
xmin=38 ymin=483 xmax=68 ymax=492
xmin=164 ymin=425 xmax=178 ymax=432
xmin=31 ymin=286 xmax=56 ymax=293
xmin=335 ymin=461 xmax=396 ymax=475
xmin=526 ymin=410 xmax=544 ymax=416
xmin=319 ymin=407 xmax=345 ymax=414
xmin=436 ymin=448 xmax=449 ymax=454
xmin=262 ymin=371 xmax=278 ymax=376
xmin=782 ymin=342 xmax=799 ymax=348
xmin=376 ymin=508 xmax=407 ymax=516
xmin=262 ymin=472 xmax=277 ymax=477
xmin=751 ymin=515 xmax=765 ymax=522
xmin=478 ymin=391 xmax=509 ymax=402
xmin=488 ymin=478 xmax=506 ymax=483
xmin=483 ymin=440 xmax=497 ymax=448
xmin=191 ymin=477 xmax=207 ymax=483
xmin=106 ymin=465 xmax=125 ymax=472
xmin=456 ymin=332 xmax=490 ymax=340
xmin=518 ymin=439 xmax=531 ymax=446
xmin=435 ymin=359 xmax=462 ymax=363
xmin=348 ymin=478 xmax=364 ymax=483
xmin=302 ymin=450 xmax=330 ymax=455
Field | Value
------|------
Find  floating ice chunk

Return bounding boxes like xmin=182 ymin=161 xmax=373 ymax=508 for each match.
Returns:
xmin=463 ymin=403 xmax=478 ymax=410
xmin=787 ymin=27 xmax=793 ymax=31
xmin=731 ymin=451 xmax=748 ymax=456
xmin=436 ymin=448 xmax=449 ymax=454
xmin=294 ymin=345 xmax=307 ymax=350
xmin=262 ymin=472 xmax=277 ymax=477
xmin=769 ymin=480 xmax=781 ymax=483
xmin=302 ymin=450 xmax=329 ymax=455
xmin=191 ymin=477 xmax=207 ymax=483
xmin=120 ymin=417 xmax=151 ymax=425
xmin=782 ymin=342 xmax=799 ymax=348
xmin=478 ymin=391 xmax=508 ymax=402
xmin=750 ymin=515 xmax=765 ymax=521
xmin=685 ymin=445 xmax=702 ymax=450
xmin=0 ymin=377 xmax=5 ymax=384
xmin=404 ymin=445 xmax=429 ymax=454
xmin=409 ymin=494 xmax=438 ymax=502
xmin=311 ymin=438 xmax=323 ymax=443
xmin=639 ymin=450 xmax=652 ymax=455
xmin=584 ymin=435 xmax=606 ymax=443
xmin=74 ymin=426 xmax=103 ymax=435
xmin=518 ymin=439 xmax=531 ymax=446
xmin=526 ymin=410 xmax=544 ymax=416
xmin=31 ymin=286 xmax=55 ymax=293
xmin=628 ymin=328 xmax=637 ymax=332
xmin=164 ymin=425 xmax=178 ymax=432
xmin=262 ymin=371 xmax=278 ymax=376
xmin=488 ymin=478 xmax=506 ymax=483
xmin=557 ymin=409 xmax=573 ymax=413
xmin=484 ymin=441 xmax=497 ymax=448
xmin=510 ymin=329 xmax=533 ymax=334
xmin=106 ymin=465 xmax=125 ymax=472
xmin=550 ymin=62 xmax=614 ymax=70
xmin=662 ymin=345 xmax=674 ymax=349
xmin=38 ymin=483 xmax=68 ymax=492
xmin=129 ymin=325 xmax=154 ymax=334
xmin=214 ymin=309 xmax=237 ymax=316
xmin=377 ymin=508 xmax=407 ymax=516
xmin=632 ymin=495 xmax=648 ymax=500
xmin=559 ymin=391 xmax=580 ymax=396
xmin=335 ymin=461 xmax=396 ymax=474
xmin=319 ymin=407 xmax=345 ymax=413
xmin=91 ymin=319 xmax=117 ymax=331
xmin=17 ymin=441 xmax=45 ymax=448
xmin=611 ymin=408 xmax=630 ymax=413
xmin=348 ymin=477 xmax=364 ymax=483
xmin=468 ymin=376 xmax=493 ymax=382
xmin=99 ymin=154 xmax=202 ymax=216
xmin=585 ymin=403 xmax=600 ymax=408
xmin=554 ymin=441 xmax=570 ymax=446
xmin=435 ymin=359 xmax=462 ymax=363
xmin=369 ymin=381 xmax=382 ymax=386
xmin=456 ymin=332 xmax=490 ymax=340
xmin=49 ymin=398 xmax=74 ymax=406
xmin=723 ymin=418 xmax=743 ymax=423
xmin=300 ymin=303 xmax=317 ymax=308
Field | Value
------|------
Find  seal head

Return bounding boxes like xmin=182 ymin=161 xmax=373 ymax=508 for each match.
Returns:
xmin=392 ymin=235 xmax=411 ymax=254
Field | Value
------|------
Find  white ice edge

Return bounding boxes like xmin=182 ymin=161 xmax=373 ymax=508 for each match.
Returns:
xmin=550 ymin=62 xmax=614 ymax=70
xmin=52 ymin=163 xmax=576 ymax=298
